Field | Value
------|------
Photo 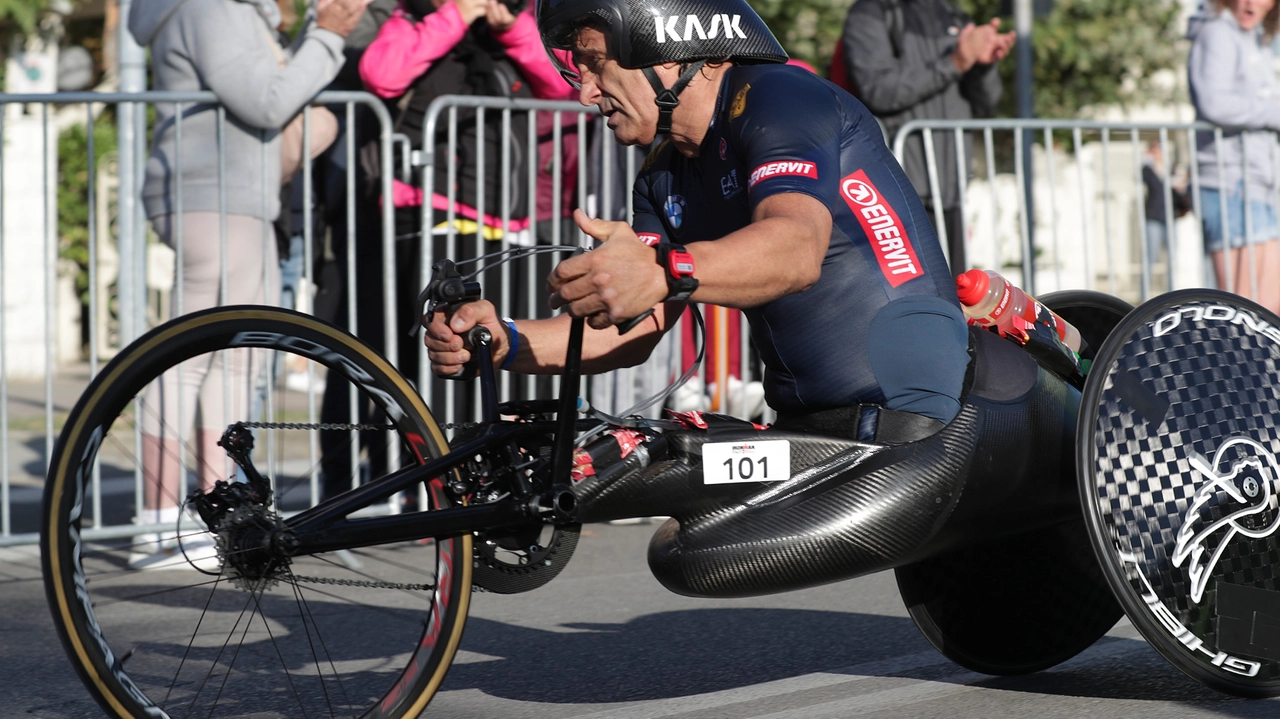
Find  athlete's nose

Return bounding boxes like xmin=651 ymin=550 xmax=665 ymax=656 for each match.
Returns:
xmin=577 ymin=75 xmax=602 ymax=106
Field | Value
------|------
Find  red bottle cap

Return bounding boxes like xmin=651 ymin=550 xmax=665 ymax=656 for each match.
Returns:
xmin=954 ymin=269 xmax=990 ymax=307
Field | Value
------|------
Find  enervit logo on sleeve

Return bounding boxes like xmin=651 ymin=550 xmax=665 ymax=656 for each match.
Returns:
xmin=748 ymin=160 xmax=817 ymax=190
xmin=840 ymin=169 xmax=921 ymax=286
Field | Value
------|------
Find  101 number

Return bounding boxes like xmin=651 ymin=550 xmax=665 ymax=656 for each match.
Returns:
xmin=722 ymin=456 xmax=768 ymax=481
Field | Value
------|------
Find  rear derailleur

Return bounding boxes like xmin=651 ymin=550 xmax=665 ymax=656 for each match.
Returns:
xmin=188 ymin=423 xmax=294 ymax=589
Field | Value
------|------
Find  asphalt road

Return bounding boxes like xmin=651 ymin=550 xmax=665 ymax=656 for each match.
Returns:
xmin=4 ymin=521 xmax=1280 ymax=719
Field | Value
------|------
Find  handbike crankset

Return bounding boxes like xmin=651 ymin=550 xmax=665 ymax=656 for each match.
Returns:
xmin=472 ymin=522 xmax=580 ymax=593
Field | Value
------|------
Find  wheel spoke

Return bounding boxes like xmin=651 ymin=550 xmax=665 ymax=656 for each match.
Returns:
xmin=163 ymin=574 xmax=227 ymax=711
xmin=187 ymin=581 xmax=260 ymax=718
xmin=45 ymin=309 xmax=469 ymax=718
xmin=287 ymin=570 xmax=355 ymax=718
xmin=244 ymin=578 xmax=315 ymax=719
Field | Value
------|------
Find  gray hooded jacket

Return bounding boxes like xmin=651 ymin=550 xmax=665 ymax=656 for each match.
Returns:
xmin=129 ymin=0 xmax=345 ymax=221
xmin=842 ymin=0 xmax=1003 ymax=209
xmin=1187 ymin=10 xmax=1280 ymax=198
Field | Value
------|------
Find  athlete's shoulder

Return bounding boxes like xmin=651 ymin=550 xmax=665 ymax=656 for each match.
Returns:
xmin=729 ymin=63 xmax=834 ymax=100
xmin=726 ymin=65 xmax=844 ymax=139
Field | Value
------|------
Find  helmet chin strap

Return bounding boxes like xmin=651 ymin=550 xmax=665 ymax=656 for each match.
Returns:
xmin=643 ymin=60 xmax=707 ymax=136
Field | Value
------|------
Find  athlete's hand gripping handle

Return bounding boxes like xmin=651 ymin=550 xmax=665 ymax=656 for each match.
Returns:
xmin=419 ymin=259 xmax=484 ymax=380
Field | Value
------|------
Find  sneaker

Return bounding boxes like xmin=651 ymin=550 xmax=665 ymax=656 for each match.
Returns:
xmin=707 ymin=377 xmax=766 ymax=419
xmin=669 ymin=378 xmax=710 ymax=413
xmin=285 ymin=371 xmax=325 ymax=395
xmin=128 ymin=531 xmax=221 ymax=572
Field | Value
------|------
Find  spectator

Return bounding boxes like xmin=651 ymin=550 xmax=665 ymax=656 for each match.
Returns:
xmin=127 ymin=0 xmax=367 ymax=567
xmin=840 ymin=0 xmax=1015 ymax=275
xmin=274 ymin=0 xmax=398 ymax=394
xmin=313 ymin=0 xmax=575 ymax=501
xmin=355 ymin=0 xmax=575 ymax=409
xmin=1188 ymin=0 xmax=1280 ymax=312
xmin=359 ymin=0 xmax=572 ymax=236
xmin=1141 ymin=139 xmax=1190 ymax=266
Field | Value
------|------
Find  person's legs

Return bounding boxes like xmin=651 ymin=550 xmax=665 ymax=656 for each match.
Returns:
xmin=133 ymin=213 xmax=273 ymax=566
xmin=1251 ymin=239 xmax=1280 ymax=315
xmin=193 ymin=214 xmax=277 ymax=488
xmin=1246 ymin=197 xmax=1280 ymax=314
xmin=140 ymin=213 xmax=224 ymax=513
xmin=1145 ymin=219 xmax=1167 ymax=265
xmin=1203 ymin=186 xmax=1280 ymax=314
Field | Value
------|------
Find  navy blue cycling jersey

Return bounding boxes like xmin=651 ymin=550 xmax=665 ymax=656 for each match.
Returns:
xmin=633 ymin=64 xmax=965 ymax=414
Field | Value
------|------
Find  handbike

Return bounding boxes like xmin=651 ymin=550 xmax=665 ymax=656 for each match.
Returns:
xmin=41 ymin=248 xmax=1280 ymax=717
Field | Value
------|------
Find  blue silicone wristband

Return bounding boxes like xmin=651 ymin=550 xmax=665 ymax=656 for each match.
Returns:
xmin=500 ymin=317 xmax=519 ymax=370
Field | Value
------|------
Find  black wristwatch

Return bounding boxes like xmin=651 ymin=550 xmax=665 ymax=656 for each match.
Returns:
xmin=654 ymin=243 xmax=699 ymax=302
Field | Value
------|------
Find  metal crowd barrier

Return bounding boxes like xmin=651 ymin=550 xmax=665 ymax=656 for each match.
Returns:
xmin=0 ymin=90 xmax=395 ymax=546
xmin=893 ymin=118 xmax=1280 ymax=304
xmin=6 ymin=93 xmax=1278 ymax=547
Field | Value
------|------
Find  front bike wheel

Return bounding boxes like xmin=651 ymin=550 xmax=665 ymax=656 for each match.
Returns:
xmin=42 ymin=306 xmax=471 ymax=719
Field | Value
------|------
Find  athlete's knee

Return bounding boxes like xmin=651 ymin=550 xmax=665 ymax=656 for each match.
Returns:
xmin=867 ymin=295 xmax=969 ymax=424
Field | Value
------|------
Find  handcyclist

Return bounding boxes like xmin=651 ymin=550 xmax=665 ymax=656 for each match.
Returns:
xmin=426 ymin=0 xmax=971 ymax=442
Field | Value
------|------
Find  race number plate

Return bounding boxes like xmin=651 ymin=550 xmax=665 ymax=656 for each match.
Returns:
xmin=701 ymin=440 xmax=791 ymax=484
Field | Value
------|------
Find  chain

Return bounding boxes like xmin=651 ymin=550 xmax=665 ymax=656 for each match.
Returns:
xmin=251 ymin=417 xmax=475 ymax=592
xmin=291 ymin=574 xmax=435 ymax=591
xmin=241 ymin=421 xmax=389 ymax=432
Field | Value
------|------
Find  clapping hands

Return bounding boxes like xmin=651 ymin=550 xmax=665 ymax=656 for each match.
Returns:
xmin=953 ymin=18 xmax=1016 ymax=73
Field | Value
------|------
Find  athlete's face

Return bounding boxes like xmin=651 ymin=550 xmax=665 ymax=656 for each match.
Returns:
xmin=571 ymin=27 xmax=660 ymax=146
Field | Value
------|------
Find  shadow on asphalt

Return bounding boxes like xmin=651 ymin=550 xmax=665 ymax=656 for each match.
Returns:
xmin=446 ymin=608 xmax=1265 ymax=708
xmin=448 ymin=608 xmax=922 ymax=702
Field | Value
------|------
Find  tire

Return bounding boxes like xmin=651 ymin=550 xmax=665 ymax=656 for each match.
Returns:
xmin=895 ymin=291 xmax=1132 ymax=676
xmin=1079 ymin=289 xmax=1280 ymax=697
xmin=41 ymin=306 xmax=471 ymax=718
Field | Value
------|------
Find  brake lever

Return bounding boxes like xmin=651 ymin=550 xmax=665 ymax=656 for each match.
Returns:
xmin=420 ymin=259 xmax=484 ymax=380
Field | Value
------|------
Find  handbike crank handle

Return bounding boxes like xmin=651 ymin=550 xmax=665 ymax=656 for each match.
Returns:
xmin=442 ymin=325 xmax=493 ymax=380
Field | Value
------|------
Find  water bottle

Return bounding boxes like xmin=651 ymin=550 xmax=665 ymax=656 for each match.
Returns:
xmin=955 ymin=269 xmax=1082 ymax=353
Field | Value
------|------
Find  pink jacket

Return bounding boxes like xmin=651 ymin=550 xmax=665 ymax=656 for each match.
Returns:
xmin=361 ymin=3 xmax=580 ymax=226
xmin=360 ymin=4 xmax=566 ymax=101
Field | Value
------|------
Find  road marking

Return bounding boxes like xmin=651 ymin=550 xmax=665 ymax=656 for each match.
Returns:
xmin=566 ymin=635 xmax=1157 ymax=719
xmin=749 ymin=672 xmax=984 ymax=718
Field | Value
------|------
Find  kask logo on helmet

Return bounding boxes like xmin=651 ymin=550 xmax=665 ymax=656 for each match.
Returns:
xmin=653 ymin=14 xmax=748 ymax=43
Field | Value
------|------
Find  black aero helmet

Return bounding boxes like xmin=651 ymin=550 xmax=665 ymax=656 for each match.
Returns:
xmin=537 ymin=0 xmax=787 ymax=133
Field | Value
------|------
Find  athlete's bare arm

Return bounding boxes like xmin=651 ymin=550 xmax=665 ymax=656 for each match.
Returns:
xmin=424 ymin=299 xmax=674 ymax=377
xmin=551 ymin=193 xmax=831 ymax=324
xmin=426 ymin=192 xmax=830 ymax=377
